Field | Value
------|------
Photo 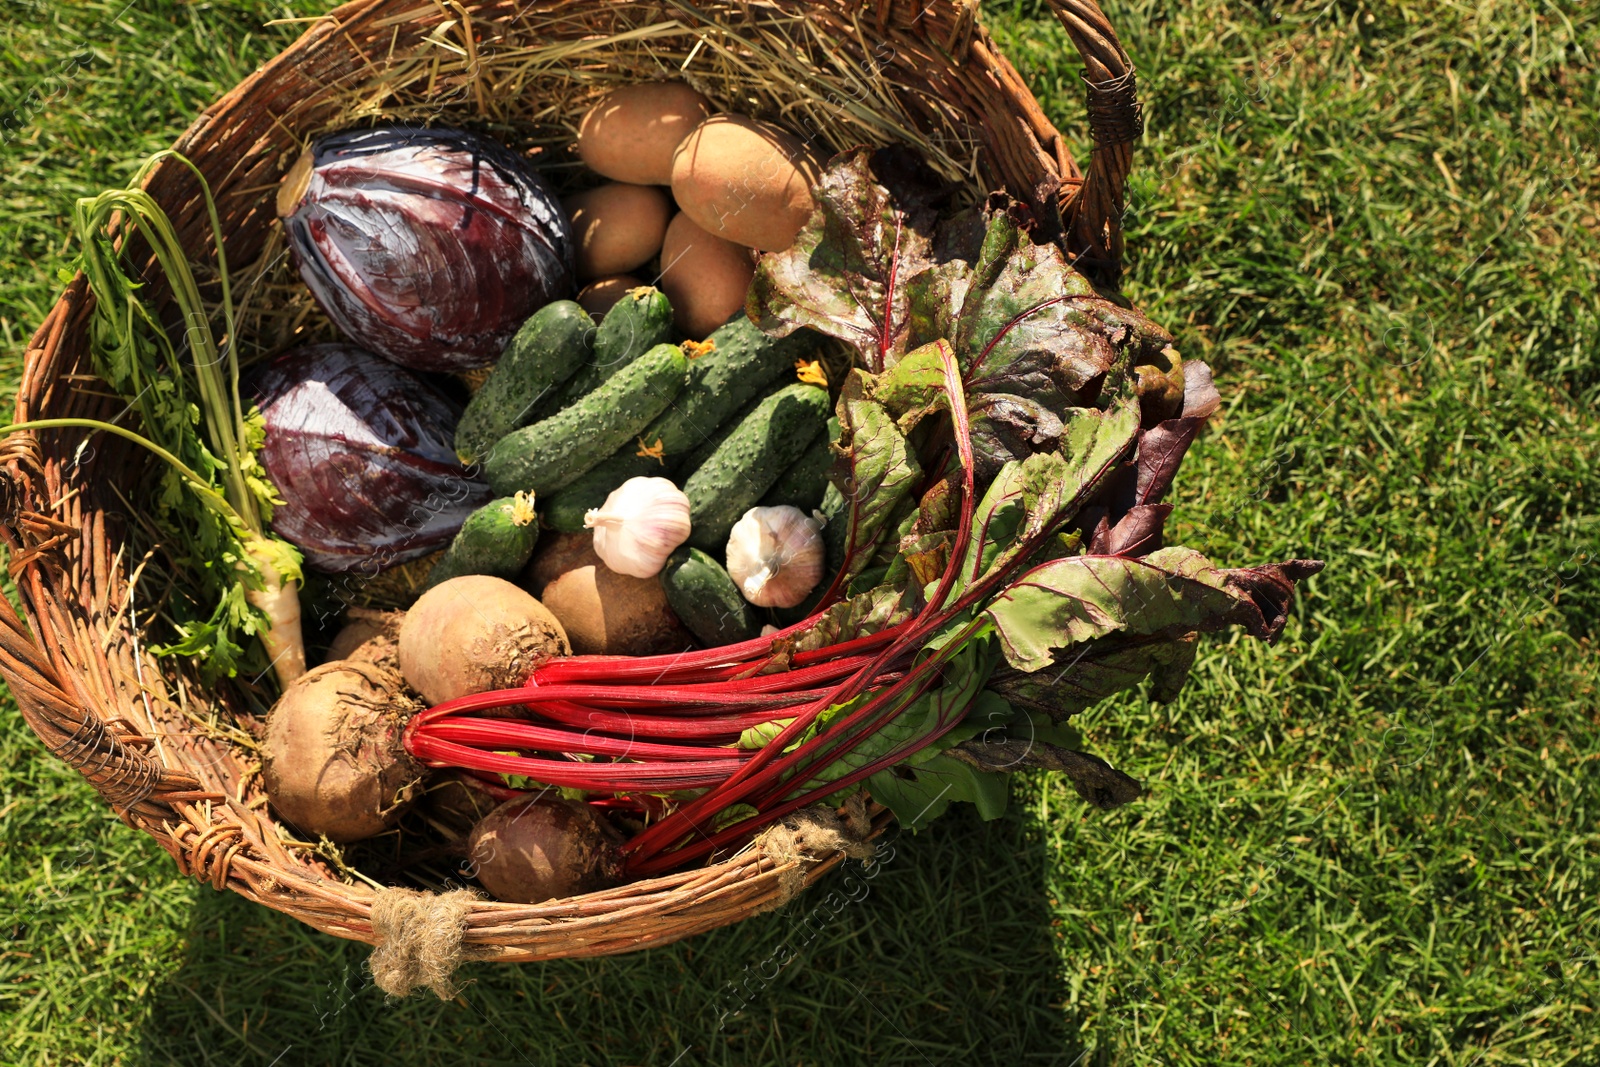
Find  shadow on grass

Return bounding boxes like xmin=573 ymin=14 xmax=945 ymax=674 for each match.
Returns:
xmin=130 ymin=803 xmax=1088 ymax=1066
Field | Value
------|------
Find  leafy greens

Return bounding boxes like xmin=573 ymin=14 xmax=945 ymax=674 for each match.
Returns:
xmin=742 ymin=148 xmax=1324 ymax=832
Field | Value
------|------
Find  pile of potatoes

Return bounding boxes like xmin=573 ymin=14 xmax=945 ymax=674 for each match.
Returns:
xmin=565 ymin=83 xmax=823 ymax=337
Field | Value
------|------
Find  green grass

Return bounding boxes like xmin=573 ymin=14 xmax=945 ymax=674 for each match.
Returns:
xmin=3 ymin=0 xmax=1598 ymax=1063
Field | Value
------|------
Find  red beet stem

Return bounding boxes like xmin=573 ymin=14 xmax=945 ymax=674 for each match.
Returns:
xmin=420 ymin=717 xmax=751 ymax=761
xmin=528 ymin=626 xmax=791 ymax=683
xmin=513 ymin=699 xmax=803 ymax=741
xmin=626 ymin=654 xmax=978 ymax=875
xmin=529 ymin=620 xmax=909 ymax=687
xmin=412 ymin=683 xmax=823 ymax=729
xmin=788 ymin=623 xmax=907 ymax=667
xmin=406 ymin=734 xmax=743 ymax=791
xmin=618 ymin=630 xmax=932 ymax=860
xmin=921 ymin=344 xmax=976 ymax=615
xmin=620 ymin=582 xmax=983 ymax=864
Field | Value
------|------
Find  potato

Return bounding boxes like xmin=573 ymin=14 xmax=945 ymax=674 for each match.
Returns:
xmin=262 ymin=660 xmax=422 ymax=843
xmin=577 ymin=82 xmax=713 ymax=185
xmin=577 ymin=274 xmax=644 ymax=318
xmin=540 ymin=553 xmax=694 ymax=656
xmin=563 ymin=183 xmax=673 ymax=278
xmin=658 ymin=212 xmax=755 ymax=339
xmin=467 ymin=796 xmax=622 ymax=904
xmin=669 ymin=114 xmax=823 ymax=251
xmin=398 ymin=575 xmax=569 ymax=706
xmin=520 ymin=530 xmax=601 ymax=598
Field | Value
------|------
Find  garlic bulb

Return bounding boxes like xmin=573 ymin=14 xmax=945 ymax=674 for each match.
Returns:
xmin=584 ymin=477 xmax=692 ymax=578
xmin=725 ymin=506 xmax=825 ymax=608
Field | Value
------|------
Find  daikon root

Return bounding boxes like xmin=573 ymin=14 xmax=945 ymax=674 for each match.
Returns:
xmin=245 ymin=538 xmax=307 ymax=688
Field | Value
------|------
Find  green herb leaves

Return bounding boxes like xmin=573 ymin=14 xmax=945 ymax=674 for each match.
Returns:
xmin=71 ymin=153 xmax=303 ymax=683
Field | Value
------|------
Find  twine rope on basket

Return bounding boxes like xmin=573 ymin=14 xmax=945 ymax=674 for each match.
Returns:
xmin=753 ymin=801 xmax=878 ymax=913
xmin=368 ymin=886 xmax=483 ymax=999
xmin=1083 ymin=68 xmax=1144 ymax=146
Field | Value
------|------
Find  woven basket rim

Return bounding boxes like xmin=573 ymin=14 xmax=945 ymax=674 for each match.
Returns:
xmin=0 ymin=0 xmax=1139 ymax=974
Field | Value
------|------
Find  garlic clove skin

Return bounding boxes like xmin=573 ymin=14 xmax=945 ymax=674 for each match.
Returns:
xmin=725 ymin=505 xmax=825 ymax=608
xmin=584 ymin=477 xmax=692 ymax=579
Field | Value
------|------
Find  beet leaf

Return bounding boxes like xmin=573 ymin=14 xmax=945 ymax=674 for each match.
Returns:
xmin=747 ymin=148 xmax=945 ymax=371
xmin=987 ymin=632 xmax=1199 ymax=722
xmin=819 ymin=370 xmax=923 ymax=598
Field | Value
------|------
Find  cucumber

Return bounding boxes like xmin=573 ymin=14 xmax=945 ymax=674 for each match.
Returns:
xmin=650 ymin=317 xmax=821 ymax=468
xmin=425 ymin=494 xmax=541 ymax=588
xmin=540 ymin=384 xmax=775 ymax=531
xmin=552 ymin=286 xmax=672 ymax=405
xmin=482 ymin=342 xmax=689 ymax=497
xmin=660 ymin=548 xmax=761 ymax=647
xmin=541 ymin=450 xmax=664 ymax=532
xmin=454 ymin=301 xmax=593 ymax=464
xmin=759 ymin=417 xmax=838 ymax=512
xmin=678 ymin=381 xmax=786 ymax=474
xmin=682 ymin=383 xmax=831 ymax=553
xmin=539 ymin=319 xmax=821 ymax=530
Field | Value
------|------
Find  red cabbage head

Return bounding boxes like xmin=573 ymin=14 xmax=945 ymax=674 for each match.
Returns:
xmin=253 ymin=343 xmax=493 ymax=573
xmin=279 ymin=126 xmax=574 ymax=372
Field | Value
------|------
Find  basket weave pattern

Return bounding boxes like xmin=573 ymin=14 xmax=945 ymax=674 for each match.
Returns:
xmin=0 ymin=0 xmax=1135 ymax=963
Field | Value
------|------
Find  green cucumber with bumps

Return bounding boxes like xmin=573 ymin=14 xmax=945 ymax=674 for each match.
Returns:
xmin=540 ymin=319 xmax=821 ymax=531
xmin=425 ymin=494 xmax=541 ymax=588
xmin=659 ymin=547 xmax=761 ymax=647
xmin=759 ymin=417 xmax=838 ymax=512
xmin=649 ymin=317 xmax=822 ymax=468
xmin=541 ymin=447 xmax=668 ymax=533
xmin=677 ymin=390 xmax=763 ymax=475
xmin=483 ymin=342 xmax=689 ymax=497
xmin=541 ymin=386 xmax=770 ymax=533
xmin=552 ymin=286 xmax=673 ymax=405
xmin=682 ymin=383 xmax=831 ymax=553
xmin=454 ymin=301 xmax=593 ymax=464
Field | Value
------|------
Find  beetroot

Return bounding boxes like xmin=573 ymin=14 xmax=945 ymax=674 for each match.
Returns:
xmin=262 ymin=660 xmax=423 ymax=842
xmin=279 ymin=125 xmax=575 ymax=371
xmin=253 ymin=344 xmax=492 ymax=573
xmin=326 ymin=608 xmax=404 ymax=670
xmin=397 ymin=575 xmax=569 ymax=705
xmin=466 ymin=796 xmax=623 ymax=903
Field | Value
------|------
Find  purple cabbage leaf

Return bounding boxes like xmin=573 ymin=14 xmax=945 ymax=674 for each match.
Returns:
xmin=252 ymin=343 xmax=492 ymax=573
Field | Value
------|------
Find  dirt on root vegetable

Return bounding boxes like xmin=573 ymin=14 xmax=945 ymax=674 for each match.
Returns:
xmin=397 ymin=575 xmax=569 ymax=706
xmin=261 ymin=660 xmax=424 ymax=843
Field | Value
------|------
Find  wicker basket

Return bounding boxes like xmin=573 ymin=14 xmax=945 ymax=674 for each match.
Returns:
xmin=0 ymin=0 xmax=1139 ymax=989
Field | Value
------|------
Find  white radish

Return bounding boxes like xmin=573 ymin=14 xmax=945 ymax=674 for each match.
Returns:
xmin=243 ymin=539 xmax=306 ymax=687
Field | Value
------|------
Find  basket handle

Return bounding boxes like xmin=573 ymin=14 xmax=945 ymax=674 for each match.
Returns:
xmin=1045 ymin=0 xmax=1143 ymax=285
